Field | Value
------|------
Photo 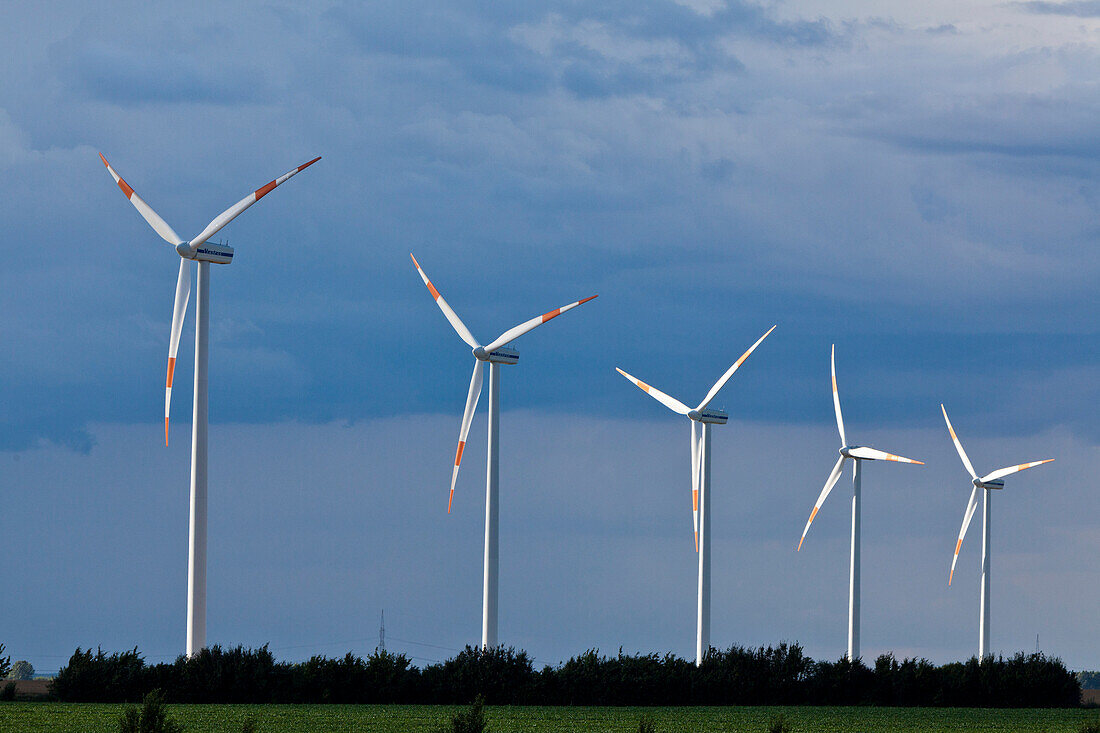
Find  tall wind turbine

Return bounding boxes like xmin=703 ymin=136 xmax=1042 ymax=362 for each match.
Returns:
xmin=615 ymin=325 xmax=775 ymax=667
xmin=101 ymin=153 xmax=320 ymax=656
xmin=797 ymin=345 xmax=923 ymax=661
xmin=941 ymin=404 xmax=1053 ymax=660
xmin=411 ymin=254 xmax=597 ymax=650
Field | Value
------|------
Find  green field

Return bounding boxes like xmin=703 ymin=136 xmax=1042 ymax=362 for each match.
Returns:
xmin=0 ymin=704 xmax=1097 ymax=732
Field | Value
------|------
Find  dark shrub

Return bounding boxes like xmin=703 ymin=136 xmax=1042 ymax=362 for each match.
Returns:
xmin=422 ymin=646 xmax=535 ymax=705
xmin=766 ymin=713 xmax=792 ymax=733
xmin=117 ymin=689 xmax=181 ymax=733
xmin=439 ymin=694 xmax=488 ymax=733
xmin=52 ymin=647 xmax=148 ymax=702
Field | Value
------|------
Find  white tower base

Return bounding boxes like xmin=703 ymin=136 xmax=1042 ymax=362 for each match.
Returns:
xmin=481 ymin=363 xmax=500 ymax=650
xmin=979 ymin=489 xmax=991 ymax=660
xmin=695 ymin=423 xmax=712 ymax=667
xmin=847 ymin=458 xmax=861 ymax=661
xmin=186 ymin=261 xmax=209 ymax=657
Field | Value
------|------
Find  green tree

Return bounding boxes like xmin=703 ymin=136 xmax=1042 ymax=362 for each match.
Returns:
xmin=0 ymin=644 xmax=10 ymax=679
xmin=9 ymin=661 xmax=34 ymax=680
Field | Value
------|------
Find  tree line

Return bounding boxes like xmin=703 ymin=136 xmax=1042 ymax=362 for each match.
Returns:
xmin=44 ymin=643 xmax=1081 ymax=707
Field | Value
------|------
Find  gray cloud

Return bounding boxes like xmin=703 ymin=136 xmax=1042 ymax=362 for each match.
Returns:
xmin=49 ymin=19 xmax=273 ymax=107
xmin=1015 ymin=1 xmax=1100 ymax=16
xmin=0 ymin=3 xmax=1096 ymax=466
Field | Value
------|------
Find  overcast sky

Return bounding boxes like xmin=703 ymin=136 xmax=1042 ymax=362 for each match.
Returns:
xmin=2 ymin=0 xmax=1098 ymax=673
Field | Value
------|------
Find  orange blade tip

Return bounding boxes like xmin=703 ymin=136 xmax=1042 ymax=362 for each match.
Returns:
xmin=579 ymin=295 xmax=598 ymax=304
xmin=164 ymin=417 xmax=170 ymax=447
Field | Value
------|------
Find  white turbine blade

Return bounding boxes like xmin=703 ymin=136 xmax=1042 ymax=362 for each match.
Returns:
xmin=798 ymin=455 xmax=847 ymax=551
xmin=980 ymin=459 xmax=1054 ymax=484
xmin=941 ymin=404 xmax=978 ymax=480
xmin=188 ymin=156 xmax=321 ymax=248
xmin=831 ymin=344 xmax=846 ymax=447
xmin=448 ymin=360 xmax=484 ymax=513
xmin=164 ymin=259 xmax=191 ymax=446
xmin=410 ymin=254 xmax=479 ymax=349
xmin=691 ymin=420 xmax=701 ymax=552
xmin=483 ymin=295 xmax=598 ymax=353
xmin=615 ymin=367 xmax=692 ymax=415
xmin=99 ymin=153 xmax=183 ymax=245
xmin=846 ymin=446 xmax=924 ymax=464
xmin=696 ymin=325 xmax=776 ymax=411
xmin=949 ymin=486 xmax=981 ymax=586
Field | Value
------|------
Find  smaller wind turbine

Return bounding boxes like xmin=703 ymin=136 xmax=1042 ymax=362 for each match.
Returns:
xmin=941 ymin=404 xmax=1053 ymax=660
xmin=797 ymin=345 xmax=923 ymax=661
xmin=411 ymin=254 xmax=597 ymax=650
xmin=616 ymin=324 xmax=775 ymax=666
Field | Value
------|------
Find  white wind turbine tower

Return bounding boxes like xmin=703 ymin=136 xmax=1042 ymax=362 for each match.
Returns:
xmin=797 ymin=345 xmax=923 ymax=661
xmin=615 ymin=325 xmax=776 ymax=667
xmin=101 ymin=153 xmax=320 ymax=656
xmin=411 ymin=254 xmax=597 ymax=650
xmin=941 ymin=404 xmax=1053 ymax=660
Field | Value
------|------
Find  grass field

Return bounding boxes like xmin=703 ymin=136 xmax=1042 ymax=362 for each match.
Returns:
xmin=0 ymin=703 xmax=1098 ymax=732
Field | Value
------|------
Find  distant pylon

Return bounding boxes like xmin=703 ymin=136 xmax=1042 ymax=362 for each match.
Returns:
xmin=379 ymin=609 xmax=385 ymax=652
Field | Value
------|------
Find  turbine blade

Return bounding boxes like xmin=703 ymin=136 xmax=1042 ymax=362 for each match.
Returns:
xmin=949 ymin=485 xmax=981 ymax=585
xmin=798 ymin=455 xmax=847 ymax=551
xmin=691 ymin=420 xmax=701 ymax=551
xmin=831 ymin=345 xmax=846 ymax=447
xmin=165 ymin=259 xmax=191 ymax=445
xmin=189 ymin=157 xmax=320 ymax=248
xmin=940 ymin=404 xmax=978 ymax=479
xmin=615 ymin=367 xmax=692 ymax=415
xmin=99 ymin=154 xmax=183 ymax=245
xmin=448 ymin=360 xmax=484 ymax=512
xmin=483 ymin=295 xmax=598 ymax=353
xmin=980 ymin=459 xmax=1054 ymax=484
xmin=846 ymin=446 xmax=924 ymax=464
xmin=410 ymin=254 xmax=479 ymax=349
xmin=696 ymin=325 xmax=776 ymax=411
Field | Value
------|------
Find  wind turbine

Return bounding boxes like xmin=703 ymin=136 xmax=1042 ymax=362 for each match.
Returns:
xmin=797 ymin=345 xmax=923 ymax=661
xmin=100 ymin=153 xmax=320 ymax=656
xmin=615 ymin=325 xmax=775 ymax=667
xmin=411 ymin=254 xmax=597 ymax=650
xmin=941 ymin=404 xmax=1053 ymax=660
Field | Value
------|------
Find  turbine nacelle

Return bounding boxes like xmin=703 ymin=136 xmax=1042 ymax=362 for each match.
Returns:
xmin=688 ymin=408 xmax=727 ymax=424
xmin=974 ymin=477 xmax=1005 ymax=490
xmin=177 ymin=241 xmax=234 ymax=264
xmin=473 ymin=346 xmax=519 ymax=364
